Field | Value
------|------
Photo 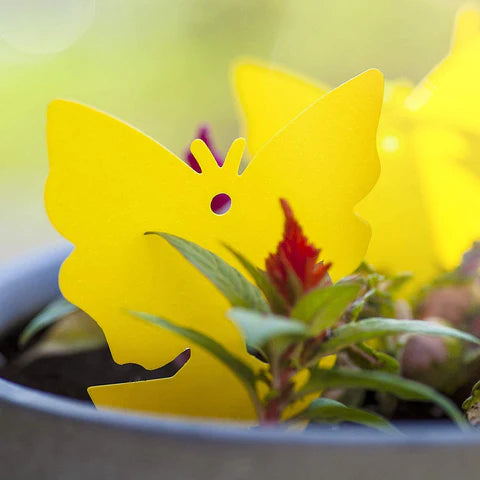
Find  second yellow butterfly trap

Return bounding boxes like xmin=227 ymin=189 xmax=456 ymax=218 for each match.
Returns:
xmin=43 ymin=8 xmax=480 ymax=428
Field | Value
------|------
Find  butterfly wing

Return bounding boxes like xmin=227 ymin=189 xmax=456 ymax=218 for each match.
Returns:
xmin=413 ymin=126 xmax=480 ymax=270
xmin=234 ymin=61 xmax=327 ymax=157
xmin=397 ymin=9 xmax=480 ymax=273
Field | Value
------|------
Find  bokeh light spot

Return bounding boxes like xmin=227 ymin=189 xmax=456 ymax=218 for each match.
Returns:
xmin=381 ymin=135 xmax=400 ymax=153
xmin=0 ymin=0 xmax=95 ymax=55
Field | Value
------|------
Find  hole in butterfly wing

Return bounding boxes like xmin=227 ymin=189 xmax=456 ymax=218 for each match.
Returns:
xmin=210 ymin=193 xmax=232 ymax=215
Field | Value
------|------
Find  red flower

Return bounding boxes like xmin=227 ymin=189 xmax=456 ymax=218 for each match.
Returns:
xmin=184 ymin=125 xmax=223 ymax=173
xmin=265 ymin=199 xmax=331 ymax=307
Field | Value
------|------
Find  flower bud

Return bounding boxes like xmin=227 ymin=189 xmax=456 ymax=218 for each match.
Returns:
xmin=400 ymin=318 xmax=466 ymax=394
xmin=265 ymin=199 xmax=331 ymax=309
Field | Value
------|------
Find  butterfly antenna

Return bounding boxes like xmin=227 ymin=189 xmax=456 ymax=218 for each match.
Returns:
xmin=223 ymin=137 xmax=246 ymax=176
xmin=189 ymin=139 xmax=219 ymax=174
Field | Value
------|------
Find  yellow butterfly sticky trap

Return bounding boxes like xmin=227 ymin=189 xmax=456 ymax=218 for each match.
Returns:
xmin=45 ymin=69 xmax=383 ymax=419
xmin=235 ymin=7 xmax=480 ymax=289
xmin=370 ymin=6 xmax=480 ymax=280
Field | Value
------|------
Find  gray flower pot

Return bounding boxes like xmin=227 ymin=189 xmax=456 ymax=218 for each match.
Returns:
xmin=1 ymin=245 xmax=479 ymax=479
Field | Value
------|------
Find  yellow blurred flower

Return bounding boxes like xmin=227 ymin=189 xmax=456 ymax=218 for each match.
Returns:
xmin=235 ymin=8 xmax=480 ymax=289
xmin=45 ymin=69 xmax=382 ymax=420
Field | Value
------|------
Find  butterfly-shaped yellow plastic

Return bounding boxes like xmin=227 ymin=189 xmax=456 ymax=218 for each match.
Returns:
xmin=45 ymin=69 xmax=383 ymax=420
xmin=235 ymin=8 xmax=480 ymax=290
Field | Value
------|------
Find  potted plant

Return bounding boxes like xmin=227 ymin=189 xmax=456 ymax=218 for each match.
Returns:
xmin=2 ymin=7 xmax=480 ymax=479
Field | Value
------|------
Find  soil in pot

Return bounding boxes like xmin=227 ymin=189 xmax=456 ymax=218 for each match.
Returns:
xmin=0 ymin=307 xmax=185 ymax=402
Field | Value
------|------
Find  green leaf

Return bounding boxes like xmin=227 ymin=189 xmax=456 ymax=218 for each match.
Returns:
xmin=224 ymin=245 xmax=287 ymax=313
xmin=299 ymin=367 xmax=467 ymax=428
xmin=463 ymin=381 xmax=480 ymax=426
xmin=388 ymin=272 xmax=413 ymax=292
xmin=228 ymin=307 xmax=308 ymax=350
xmin=147 ymin=232 xmax=269 ymax=313
xmin=347 ymin=288 xmax=375 ymax=322
xmin=316 ymin=317 xmax=480 ymax=355
xmin=16 ymin=312 xmax=106 ymax=366
xmin=19 ymin=297 xmax=78 ymax=346
xmin=291 ymin=284 xmax=361 ymax=332
xmin=135 ymin=312 xmax=257 ymax=391
xmin=347 ymin=342 xmax=399 ymax=374
xmin=463 ymin=381 xmax=480 ymax=411
xmin=297 ymin=398 xmax=396 ymax=433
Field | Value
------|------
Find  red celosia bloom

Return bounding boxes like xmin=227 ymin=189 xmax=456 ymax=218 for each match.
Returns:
xmin=265 ymin=199 xmax=331 ymax=306
xmin=184 ymin=124 xmax=223 ymax=173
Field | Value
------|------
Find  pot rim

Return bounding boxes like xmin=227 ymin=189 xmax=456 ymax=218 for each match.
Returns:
xmin=2 ymin=244 xmax=480 ymax=447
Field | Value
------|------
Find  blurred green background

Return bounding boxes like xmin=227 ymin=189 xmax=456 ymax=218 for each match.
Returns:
xmin=0 ymin=0 xmax=475 ymax=262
